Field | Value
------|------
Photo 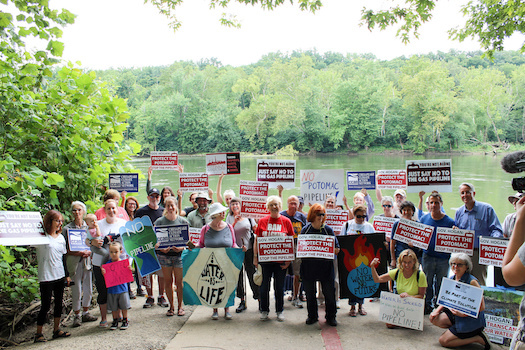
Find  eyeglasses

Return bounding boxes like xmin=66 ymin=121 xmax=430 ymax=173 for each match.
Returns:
xmin=72 ymin=208 xmax=82 ymax=212
xmin=382 ymin=204 xmax=392 ymax=208
xmin=355 ymin=215 xmax=367 ymax=219
xmin=316 ymin=213 xmax=326 ymax=217
xmin=54 ymin=219 xmax=63 ymax=223
xmin=451 ymin=262 xmax=466 ymax=267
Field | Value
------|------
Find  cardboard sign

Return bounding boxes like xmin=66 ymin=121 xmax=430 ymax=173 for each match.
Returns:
xmin=108 ymin=173 xmax=139 ymax=192
xmin=155 ymin=224 xmax=189 ymax=249
xmin=347 ymin=171 xmax=376 ymax=190
xmin=372 ymin=216 xmax=398 ymax=240
xmin=406 ymin=159 xmax=452 ymax=193
xmin=296 ymin=234 xmax=335 ymax=259
xmin=189 ymin=228 xmax=201 ymax=246
xmin=379 ymin=291 xmax=425 ymax=331
xmin=376 ymin=170 xmax=407 ymax=190
xmin=434 ymin=228 xmax=474 ymax=256
xmin=205 ymin=152 xmax=241 ymax=175
xmin=485 ymin=314 xmax=518 ymax=345
xmin=120 ymin=217 xmax=161 ymax=277
xmin=256 ymin=159 xmax=296 ymax=189
xmin=179 ymin=173 xmax=209 ymax=192
xmin=392 ymin=218 xmax=434 ymax=250
xmin=257 ymin=236 xmax=294 ymax=262
xmin=300 ymin=169 xmax=345 ymax=206
xmin=437 ymin=277 xmax=484 ymax=318
xmin=325 ymin=209 xmax=349 ymax=236
xmin=103 ymin=259 xmax=134 ymax=288
xmin=0 ymin=211 xmax=47 ymax=246
xmin=150 ymin=151 xmax=178 ymax=170
xmin=67 ymin=228 xmax=90 ymax=251
xmin=479 ymin=237 xmax=508 ymax=267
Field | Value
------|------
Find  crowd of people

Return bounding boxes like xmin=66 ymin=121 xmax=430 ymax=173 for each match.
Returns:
xmin=34 ymin=165 xmax=525 ymax=350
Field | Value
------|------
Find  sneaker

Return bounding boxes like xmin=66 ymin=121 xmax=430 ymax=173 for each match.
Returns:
xmin=336 ymin=300 xmax=341 ymax=309
xmin=158 ymin=295 xmax=169 ymax=307
xmin=276 ymin=312 xmax=285 ymax=322
xmin=136 ymin=287 xmax=145 ymax=297
xmin=225 ymin=312 xmax=233 ymax=320
xmin=72 ymin=315 xmax=82 ymax=327
xmin=211 ymin=311 xmax=219 ymax=320
xmin=120 ymin=319 xmax=129 ymax=330
xmin=81 ymin=312 xmax=97 ymax=323
xmin=236 ymin=300 xmax=247 ymax=313
xmin=292 ymin=299 xmax=303 ymax=308
xmin=260 ymin=311 xmax=269 ymax=321
xmin=129 ymin=290 xmax=137 ymax=300
xmin=143 ymin=297 xmax=154 ymax=308
xmin=109 ymin=320 xmax=119 ymax=330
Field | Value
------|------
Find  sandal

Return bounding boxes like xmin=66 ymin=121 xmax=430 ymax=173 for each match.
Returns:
xmin=34 ymin=333 xmax=47 ymax=343
xmin=166 ymin=309 xmax=175 ymax=317
xmin=52 ymin=329 xmax=71 ymax=339
xmin=349 ymin=309 xmax=357 ymax=317
xmin=178 ymin=308 xmax=185 ymax=316
xmin=358 ymin=307 xmax=367 ymax=316
xmin=98 ymin=320 xmax=108 ymax=328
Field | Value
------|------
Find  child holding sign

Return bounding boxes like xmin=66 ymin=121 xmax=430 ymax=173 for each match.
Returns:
xmin=102 ymin=242 xmax=132 ymax=330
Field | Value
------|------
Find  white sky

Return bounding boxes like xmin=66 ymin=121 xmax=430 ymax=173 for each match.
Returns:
xmin=48 ymin=0 xmax=525 ymax=69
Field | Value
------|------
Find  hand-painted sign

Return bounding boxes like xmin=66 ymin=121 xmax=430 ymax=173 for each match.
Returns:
xmin=108 ymin=173 xmax=139 ymax=192
xmin=296 ymin=234 xmax=335 ymax=259
xmin=179 ymin=173 xmax=209 ymax=192
xmin=103 ymin=259 xmax=134 ymax=288
xmin=155 ymin=224 xmax=189 ymax=249
xmin=0 ymin=211 xmax=47 ymax=246
xmin=479 ymin=237 xmax=508 ymax=267
xmin=120 ymin=217 xmax=161 ymax=277
xmin=392 ymin=218 xmax=434 ymax=250
xmin=151 ymin=151 xmax=178 ymax=170
xmin=68 ymin=228 xmax=90 ymax=251
xmin=325 ymin=209 xmax=349 ymax=236
xmin=376 ymin=170 xmax=407 ymax=190
xmin=379 ymin=291 xmax=424 ymax=330
xmin=437 ymin=277 xmax=484 ymax=318
xmin=406 ymin=159 xmax=452 ymax=193
xmin=256 ymin=160 xmax=296 ymax=189
xmin=206 ymin=152 xmax=241 ymax=175
xmin=257 ymin=236 xmax=294 ymax=262
xmin=434 ymin=228 xmax=474 ymax=256
xmin=347 ymin=171 xmax=376 ymax=190
xmin=300 ymin=169 xmax=345 ymax=206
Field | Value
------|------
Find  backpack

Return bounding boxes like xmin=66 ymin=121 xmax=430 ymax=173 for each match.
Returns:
xmin=392 ymin=269 xmax=421 ymax=294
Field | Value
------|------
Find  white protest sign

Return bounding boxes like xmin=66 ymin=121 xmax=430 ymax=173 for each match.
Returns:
xmin=300 ymin=169 xmax=345 ymax=206
xmin=372 ymin=216 xmax=398 ymax=240
xmin=437 ymin=277 xmax=484 ymax=318
xmin=406 ymin=159 xmax=452 ymax=193
xmin=325 ymin=209 xmax=349 ymax=236
xmin=392 ymin=218 xmax=434 ymax=250
xmin=257 ymin=236 xmax=294 ymax=262
xmin=378 ymin=291 xmax=424 ymax=331
xmin=179 ymin=173 xmax=209 ymax=192
xmin=150 ymin=151 xmax=178 ymax=170
xmin=296 ymin=234 xmax=335 ymax=259
xmin=0 ymin=211 xmax=48 ymax=246
xmin=484 ymin=314 xmax=518 ymax=345
xmin=435 ymin=228 xmax=474 ymax=256
xmin=256 ymin=159 xmax=296 ymax=189
xmin=479 ymin=237 xmax=508 ymax=267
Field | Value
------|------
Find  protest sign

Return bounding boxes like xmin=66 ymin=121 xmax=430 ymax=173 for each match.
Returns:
xmin=372 ymin=216 xmax=398 ymax=240
xmin=376 ymin=170 xmax=407 ymax=190
xmin=256 ymin=159 xmax=296 ymax=189
xmin=485 ymin=314 xmax=518 ymax=345
xmin=347 ymin=171 xmax=376 ymax=190
xmin=205 ymin=152 xmax=241 ymax=175
xmin=406 ymin=159 xmax=452 ymax=193
xmin=479 ymin=237 xmax=508 ymax=267
xmin=337 ymin=234 xmax=388 ymax=299
xmin=239 ymin=180 xmax=269 ymax=219
xmin=103 ymin=259 xmax=134 ymax=288
xmin=325 ymin=209 xmax=349 ymax=236
xmin=437 ymin=277 xmax=484 ymax=318
xmin=189 ymin=228 xmax=201 ymax=246
xmin=434 ymin=228 xmax=474 ymax=256
xmin=379 ymin=291 xmax=425 ymax=331
xmin=482 ymin=286 xmax=524 ymax=346
xmin=300 ymin=169 xmax=345 ymax=206
xmin=120 ymin=217 xmax=161 ymax=277
xmin=257 ymin=236 xmax=294 ymax=262
xmin=150 ymin=151 xmax=178 ymax=170
xmin=67 ymin=229 xmax=90 ymax=251
xmin=155 ymin=224 xmax=189 ymax=249
xmin=296 ymin=234 xmax=335 ymax=259
xmin=182 ymin=248 xmax=244 ymax=308
xmin=392 ymin=218 xmax=434 ymax=250
xmin=0 ymin=211 xmax=48 ymax=246
xmin=108 ymin=173 xmax=139 ymax=192
xmin=179 ymin=173 xmax=209 ymax=192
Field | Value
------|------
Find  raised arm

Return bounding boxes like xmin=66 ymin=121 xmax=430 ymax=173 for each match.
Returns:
xmin=146 ymin=166 xmax=152 ymax=194
xmin=216 ymin=173 xmax=224 ymax=204
xmin=370 ymin=258 xmax=392 ymax=283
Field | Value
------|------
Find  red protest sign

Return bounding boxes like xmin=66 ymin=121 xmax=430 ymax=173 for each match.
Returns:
xmin=239 ymin=181 xmax=268 ymax=197
xmin=325 ymin=210 xmax=349 ymax=236
xmin=376 ymin=170 xmax=407 ymax=190
xmin=240 ymin=197 xmax=269 ymax=219
xmin=372 ymin=216 xmax=398 ymax=239
xmin=479 ymin=237 xmax=508 ymax=267
xmin=392 ymin=218 xmax=434 ymax=250
xmin=434 ymin=228 xmax=474 ymax=256
xmin=150 ymin=151 xmax=178 ymax=170
xmin=257 ymin=236 xmax=294 ymax=262
xmin=296 ymin=234 xmax=335 ymax=259
xmin=179 ymin=173 xmax=208 ymax=192
xmin=189 ymin=228 xmax=201 ymax=246
xmin=103 ymin=259 xmax=134 ymax=288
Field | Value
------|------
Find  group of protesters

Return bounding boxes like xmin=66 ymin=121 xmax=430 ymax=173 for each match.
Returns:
xmin=33 ymin=165 xmax=525 ymax=350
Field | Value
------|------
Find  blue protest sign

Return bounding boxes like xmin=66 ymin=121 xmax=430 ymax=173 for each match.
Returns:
xmin=347 ymin=171 xmax=376 ymax=190
xmin=68 ymin=228 xmax=90 ymax=251
xmin=155 ymin=224 xmax=189 ymax=249
xmin=109 ymin=173 xmax=139 ymax=192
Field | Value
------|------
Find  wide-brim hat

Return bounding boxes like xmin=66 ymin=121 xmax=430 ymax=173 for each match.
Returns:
xmin=195 ymin=191 xmax=212 ymax=202
xmin=508 ymin=192 xmax=522 ymax=204
xmin=208 ymin=203 xmax=228 ymax=217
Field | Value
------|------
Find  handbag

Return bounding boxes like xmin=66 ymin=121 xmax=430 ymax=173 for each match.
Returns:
xmin=253 ymin=265 xmax=263 ymax=286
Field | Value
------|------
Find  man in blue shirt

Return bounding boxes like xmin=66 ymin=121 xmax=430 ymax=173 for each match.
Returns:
xmin=455 ymin=182 xmax=503 ymax=285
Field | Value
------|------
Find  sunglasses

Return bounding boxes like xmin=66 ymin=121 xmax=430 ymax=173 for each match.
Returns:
xmin=382 ymin=204 xmax=392 ymax=208
xmin=317 ymin=213 xmax=326 ymax=217
xmin=355 ymin=215 xmax=367 ymax=219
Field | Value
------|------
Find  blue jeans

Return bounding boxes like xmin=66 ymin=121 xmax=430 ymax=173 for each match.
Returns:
xmin=422 ymin=253 xmax=449 ymax=309
xmin=259 ymin=262 xmax=287 ymax=313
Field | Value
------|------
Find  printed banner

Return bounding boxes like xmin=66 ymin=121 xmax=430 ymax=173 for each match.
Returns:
xmin=379 ymin=291 xmax=425 ymax=331
xmin=179 ymin=173 xmax=209 ymax=192
xmin=240 ymin=180 xmax=269 ymax=219
xmin=182 ymin=248 xmax=244 ymax=308
xmin=150 ymin=151 xmax=178 ymax=170
xmin=406 ymin=159 xmax=452 ymax=193
xmin=434 ymin=228 xmax=474 ymax=256
xmin=347 ymin=171 xmax=376 ymax=190
xmin=67 ymin=228 xmax=90 ymax=251
xmin=257 ymin=236 xmax=294 ymax=262
xmin=372 ymin=216 xmax=398 ymax=240
xmin=376 ymin=170 xmax=407 ymax=190
xmin=120 ymin=217 xmax=161 ymax=277
xmin=485 ymin=314 xmax=518 ymax=345
xmin=296 ymin=234 xmax=335 ymax=259
xmin=482 ymin=286 xmax=524 ymax=346
xmin=325 ymin=209 xmax=349 ymax=236
xmin=479 ymin=237 xmax=508 ymax=267
xmin=0 ymin=211 xmax=47 ymax=246
xmin=205 ymin=152 xmax=241 ymax=175
xmin=437 ymin=277 xmax=484 ymax=318
xmin=337 ymin=234 xmax=388 ymax=299
xmin=108 ymin=173 xmax=139 ymax=192
xmin=392 ymin=218 xmax=434 ymax=250
xmin=103 ymin=259 xmax=134 ymax=288
xmin=239 ymin=180 xmax=268 ymax=197
xmin=189 ymin=228 xmax=201 ymax=246
xmin=300 ymin=169 xmax=345 ymax=206
xmin=256 ymin=159 xmax=296 ymax=189
xmin=155 ymin=224 xmax=189 ymax=249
